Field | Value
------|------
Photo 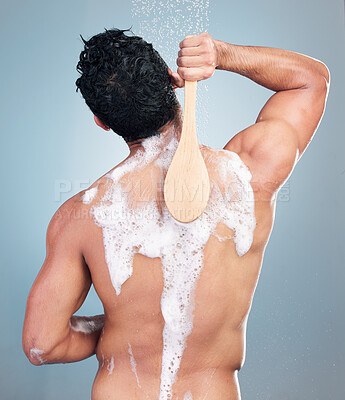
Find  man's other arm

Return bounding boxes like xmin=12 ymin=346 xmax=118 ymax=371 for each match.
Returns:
xmin=22 ymin=196 xmax=104 ymax=365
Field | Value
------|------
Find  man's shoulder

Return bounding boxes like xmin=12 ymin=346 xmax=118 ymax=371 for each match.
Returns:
xmin=48 ymin=193 xmax=85 ymax=239
xmin=222 ymin=121 xmax=299 ymax=198
xmin=49 ymin=176 xmax=106 ymax=231
xmin=50 ymin=155 xmax=139 ymax=233
xmin=200 ymin=143 xmax=242 ymax=161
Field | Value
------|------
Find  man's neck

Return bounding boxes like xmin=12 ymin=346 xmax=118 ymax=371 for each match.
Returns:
xmin=127 ymin=116 xmax=182 ymax=155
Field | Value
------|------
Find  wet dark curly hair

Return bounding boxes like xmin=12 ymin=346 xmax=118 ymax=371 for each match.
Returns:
xmin=76 ymin=28 xmax=180 ymax=142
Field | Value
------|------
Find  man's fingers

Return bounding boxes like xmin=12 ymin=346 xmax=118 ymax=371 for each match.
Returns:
xmin=178 ymin=47 xmax=201 ymax=57
xmin=177 ymin=67 xmax=199 ymax=81
xmin=179 ymin=35 xmax=203 ymax=49
xmin=177 ymin=66 xmax=215 ymax=82
xmin=176 ymin=55 xmax=205 ymax=68
xmin=175 ymin=33 xmax=216 ymax=83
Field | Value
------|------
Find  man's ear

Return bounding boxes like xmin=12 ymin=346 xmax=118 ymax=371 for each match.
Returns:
xmin=168 ymin=68 xmax=184 ymax=89
xmin=94 ymin=115 xmax=110 ymax=131
xmin=168 ymin=68 xmax=177 ymax=90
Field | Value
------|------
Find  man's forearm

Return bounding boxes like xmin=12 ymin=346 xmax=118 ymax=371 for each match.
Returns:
xmin=214 ymin=40 xmax=330 ymax=91
xmin=62 ymin=315 xmax=105 ymax=363
xmin=28 ymin=315 xmax=104 ymax=365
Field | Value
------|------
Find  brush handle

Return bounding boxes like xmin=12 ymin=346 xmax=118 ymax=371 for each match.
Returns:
xmin=163 ymin=34 xmax=210 ymax=223
xmin=180 ymin=80 xmax=198 ymax=148
xmin=180 ymin=35 xmax=198 ymax=149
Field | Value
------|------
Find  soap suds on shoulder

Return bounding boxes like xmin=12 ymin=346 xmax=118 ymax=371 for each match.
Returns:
xmin=82 ymin=186 xmax=98 ymax=204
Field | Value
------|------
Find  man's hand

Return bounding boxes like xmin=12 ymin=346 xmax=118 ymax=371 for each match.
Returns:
xmin=170 ymin=32 xmax=218 ymax=87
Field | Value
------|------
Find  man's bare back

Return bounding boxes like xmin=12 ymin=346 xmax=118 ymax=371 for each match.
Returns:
xmin=79 ymin=126 xmax=261 ymax=399
xmin=22 ymin=31 xmax=329 ymax=400
xmin=51 ymin=125 xmax=269 ymax=399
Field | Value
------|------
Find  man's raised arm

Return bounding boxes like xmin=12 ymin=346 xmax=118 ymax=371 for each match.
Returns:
xmin=174 ymin=33 xmax=330 ymax=194
xmin=215 ymin=40 xmax=330 ymax=153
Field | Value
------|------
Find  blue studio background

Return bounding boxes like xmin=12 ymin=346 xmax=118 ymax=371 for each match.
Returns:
xmin=0 ymin=0 xmax=344 ymax=399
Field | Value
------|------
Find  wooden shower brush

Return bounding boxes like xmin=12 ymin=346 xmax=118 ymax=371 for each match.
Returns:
xmin=163 ymin=35 xmax=210 ymax=223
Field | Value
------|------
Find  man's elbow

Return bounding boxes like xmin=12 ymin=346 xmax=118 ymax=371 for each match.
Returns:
xmin=22 ymin=318 xmax=49 ymax=365
xmin=22 ymin=338 xmax=47 ymax=366
xmin=310 ymin=60 xmax=331 ymax=93
xmin=319 ymin=61 xmax=330 ymax=86
xmin=22 ymin=331 xmax=69 ymax=366
xmin=27 ymin=349 xmax=46 ymax=366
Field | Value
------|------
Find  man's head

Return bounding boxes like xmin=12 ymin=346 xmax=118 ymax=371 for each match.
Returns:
xmin=76 ymin=28 xmax=180 ymax=143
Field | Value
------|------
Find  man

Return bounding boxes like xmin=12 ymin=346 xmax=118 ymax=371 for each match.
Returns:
xmin=22 ymin=28 xmax=329 ymax=400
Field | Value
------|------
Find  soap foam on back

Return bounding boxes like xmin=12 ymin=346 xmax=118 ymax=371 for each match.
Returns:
xmin=107 ymin=356 xmax=115 ymax=375
xmin=183 ymin=391 xmax=193 ymax=400
xmin=90 ymin=132 xmax=256 ymax=400
xmin=128 ymin=343 xmax=141 ymax=388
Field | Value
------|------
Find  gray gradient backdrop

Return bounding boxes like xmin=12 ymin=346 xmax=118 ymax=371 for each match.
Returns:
xmin=1 ymin=0 xmax=344 ymax=399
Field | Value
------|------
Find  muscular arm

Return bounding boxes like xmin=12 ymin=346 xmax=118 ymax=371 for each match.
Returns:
xmin=176 ymin=33 xmax=330 ymax=196
xmin=215 ymin=41 xmax=329 ymax=92
xmin=22 ymin=196 xmax=104 ymax=365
